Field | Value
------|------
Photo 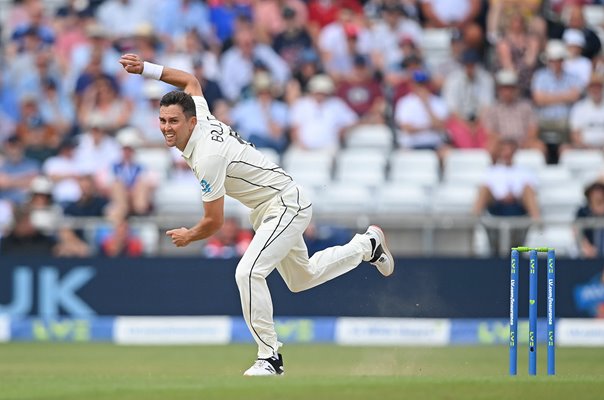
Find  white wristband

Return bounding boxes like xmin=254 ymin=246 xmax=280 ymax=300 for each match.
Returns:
xmin=142 ymin=61 xmax=164 ymax=80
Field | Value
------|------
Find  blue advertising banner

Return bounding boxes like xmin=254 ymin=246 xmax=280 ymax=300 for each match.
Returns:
xmin=450 ymin=319 xmax=549 ymax=345
xmin=10 ymin=317 xmax=114 ymax=342
xmin=0 ymin=257 xmax=602 ymax=318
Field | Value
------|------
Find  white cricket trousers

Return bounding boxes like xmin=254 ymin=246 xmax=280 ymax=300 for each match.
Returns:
xmin=235 ymin=185 xmax=373 ymax=358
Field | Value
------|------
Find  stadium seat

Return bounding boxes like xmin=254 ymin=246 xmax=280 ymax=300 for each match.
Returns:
xmin=537 ymin=165 xmax=573 ymax=188
xmin=524 ymin=224 xmax=579 ymax=257
xmin=135 ymin=148 xmax=172 ymax=181
xmin=313 ymin=183 xmax=372 ymax=213
xmin=389 ymin=150 xmax=440 ymax=189
xmin=559 ymin=149 xmax=604 ymax=177
xmin=377 ymin=184 xmax=429 ymax=214
xmin=334 ymin=148 xmax=388 ymax=186
xmin=538 ymin=184 xmax=584 ymax=221
xmin=431 ymin=184 xmax=478 ymax=214
xmin=420 ymin=28 xmax=452 ymax=71
xmin=154 ymin=182 xmax=203 ymax=215
xmin=442 ymin=149 xmax=491 ymax=187
xmin=513 ymin=149 xmax=546 ymax=173
xmin=345 ymin=124 xmax=394 ymax=153
xmin=282 ymin=148 xmax=334 ymax=189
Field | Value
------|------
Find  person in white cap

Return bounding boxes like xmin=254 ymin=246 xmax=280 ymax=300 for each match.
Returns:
xmin=562 ymin=28 xmax=592 ymax=89
xmin=118 ymin=53 xmax=394 ymax=376
xmin=290 ymin=74 xmax=358 ymax=151
xmin=531 ymin=39 xmax=582 ymax=162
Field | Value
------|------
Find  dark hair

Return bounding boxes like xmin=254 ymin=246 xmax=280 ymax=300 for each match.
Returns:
xmin=585 ymin=182 xmax=604 ymax=199
xmin=159 ymin=90 xmax=197 ymax=119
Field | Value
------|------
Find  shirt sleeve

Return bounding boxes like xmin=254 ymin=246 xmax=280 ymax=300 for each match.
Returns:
xmin=195 ymin=154 xmax=228 ymax=202
xmin=192 ymin=96 xmax=212 ymax=120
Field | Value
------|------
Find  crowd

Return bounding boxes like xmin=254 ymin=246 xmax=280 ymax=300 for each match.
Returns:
xmin=0 ymin=0 xmax=604 ymax=258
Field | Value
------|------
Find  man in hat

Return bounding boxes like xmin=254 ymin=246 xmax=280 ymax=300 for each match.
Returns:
xmin=531 ymin=39 xmax=582 ymax=162
xmin=562 ymin=28 xmax=592 ymax=89
xmin=568 ymin=73 xmax=604 ymax=151
xmin=482 ymin=70 xmax=545 ymax=154
xmin=119 ymin=53 xmax=394 ymax=375
xmin=290 ymin=74 xmax=358 ymax=150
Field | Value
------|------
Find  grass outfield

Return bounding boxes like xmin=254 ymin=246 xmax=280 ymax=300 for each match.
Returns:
xmin=1 ymin=344 xmax=604 ymax=400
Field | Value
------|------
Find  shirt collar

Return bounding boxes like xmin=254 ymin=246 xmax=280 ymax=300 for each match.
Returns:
xmin=181 ymin=126 xmax=200 ymax=159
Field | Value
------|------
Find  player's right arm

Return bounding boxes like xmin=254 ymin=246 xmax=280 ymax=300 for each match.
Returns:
xmin=119 ymin=53 xmax=203 ymax=97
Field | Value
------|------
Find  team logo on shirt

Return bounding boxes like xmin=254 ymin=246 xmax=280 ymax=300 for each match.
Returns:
xmin=200 ymin=179 xmax=212 ymax=193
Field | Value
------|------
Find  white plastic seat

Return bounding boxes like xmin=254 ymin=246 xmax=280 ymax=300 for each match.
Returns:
xmin=524 ymin=224 xmax=579 ymax=257
xmin=135 ymin=148 xmax=172 ymax=180
xmin=420 ymin=28 xmax=452 ymax=70
xmin=538 ymin=184 xmax=584 ymax=221
xmin=345 ymin=124 xmax=393 ymax=153
xmin=313 ymin=183 xmax=372 ymax=213
xmin=443 ymin=149 xmax=491 ymax=186
xmin=154 ymin=182 xmax=203 ymax=215
xmin=389 ymin=150 xmax=440 ymax=188
xmin=431 ymin=184 xmax=478 ymax=214
xmin=283 ymin=148 xmax=333 ymax=188
xmin=559 ymin=149 xmax=604 ymax=177
xmin=377 ymin=185 xmax=429 ymax=214
xmin=537 ymin=165 xmax=573 ymax=188
xmin=513 ymin=149 xmax=546 ymax=173
xmin=334 ymin=149 xmax=388 ymax=186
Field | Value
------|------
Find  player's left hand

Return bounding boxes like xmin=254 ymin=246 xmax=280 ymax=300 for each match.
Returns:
xmin=166 ymin=227 xmax=192 ymax=247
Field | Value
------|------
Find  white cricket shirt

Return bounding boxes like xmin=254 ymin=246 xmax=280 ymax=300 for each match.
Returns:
xmin=181 ymin=96 xmax=294 ymax=209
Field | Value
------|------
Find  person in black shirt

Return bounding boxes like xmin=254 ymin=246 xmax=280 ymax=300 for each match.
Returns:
xmin=576 ymin=181 xmax=604 ymax=258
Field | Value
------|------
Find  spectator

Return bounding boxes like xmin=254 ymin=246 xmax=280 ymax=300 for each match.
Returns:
xmin=443 ymin=49 xmax=494 ymax=123
xmin=99 ymin=217 xmax=144 ymax=257
xmin=0 ymin=204 xmax=55 ymax=256
xmin=482 ymin=70 xmax=545 ymax=154
xmin=308 ymin=0 xmax=363 ymax=39
xmin=568 ymin=73 xmax=604 ymax=151
xmin=100 ymin=129 xmax=155 ymax=217
xmin=272 ymin=7 xmax=313 ymax=70
xmin=191 ymin=55 xmax=224 ymax=111
xmin=78 ymin=76 xmax=133 ymax=133
xmin=317 ymin=6 xmax=371 ymax=81
xmin=472 ymin=139 xmax=540 ymax=254
xmin=253 ymin=0 xmax=308 ymax=42
xmin=63 ymin=174 xmax=110 ymax=218
xmin=130 ymin=80 xmax=166 ymax=146
xmin=445 ymin=112 xmax=488 ymax=150
xmin=152 ymin=0 xmax=213 ymax=46
xmin=219 ymin=27 xmax=290 ymax=102
xmin=74 ymin=115 xmax=122 ymax=175
xmin=369 ymin=2 xmax=423 ymax=74
xmin=420 ymin=0 xmax=482 ymax=30
xmin=430 ymin=29 xmax=466 ymax=91
xmin=0 ymin=135 xmax=40 ymax=206
xmin=575 ymin=181 xmax=604 ymax=258
xmin=15 ymin=94 xmax=58 ymax=161
xmin=209 ymin=0 xmax=253 ymax=45
xmin=560 ymin=4 xmax=602 ymax=60
xmin=0 ymin=199 xmax=13 ymax=237
xmin=288 ymin=49 xmax=323 ymax=98
xmin=493 ymin=10 xmax=542 ymax=97
xmin=394 ymin=70 xmax=449 ymax=151
xmin=531 ymin=40 xmax=582 ymax=161
xmin=335 ymin=54 xmax=386 ymax=123
xmin=487 ymin=0 xmax=544 ymax=44
xmin=38 ymin=78 xmax=76 ymax=139
xmin=95 ymin=0 xmax=151 ymax=38
xmin=290 ymin=74 xmax=358 ymax=151
xmin=42 ymin=137 xmax=83 ymax=206
xmin=203 ymin=217 xmax=253 ymax=258
xmin=563 ymin=28 xmax=592 ymax=89
xmin=231 ymin=72 xmax=290 ymax=153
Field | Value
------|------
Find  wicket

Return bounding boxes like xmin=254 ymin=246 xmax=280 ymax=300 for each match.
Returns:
xmin=509 ymin=247 xmax=556 ymax=376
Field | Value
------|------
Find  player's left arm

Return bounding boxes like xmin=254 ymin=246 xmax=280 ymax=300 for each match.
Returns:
xmin=166 ymin=196 xmax=224 ymax=247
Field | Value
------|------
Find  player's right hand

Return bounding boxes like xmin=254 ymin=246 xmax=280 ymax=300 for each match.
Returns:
xmin=119 ymin=53 xmax=144 ymax=75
